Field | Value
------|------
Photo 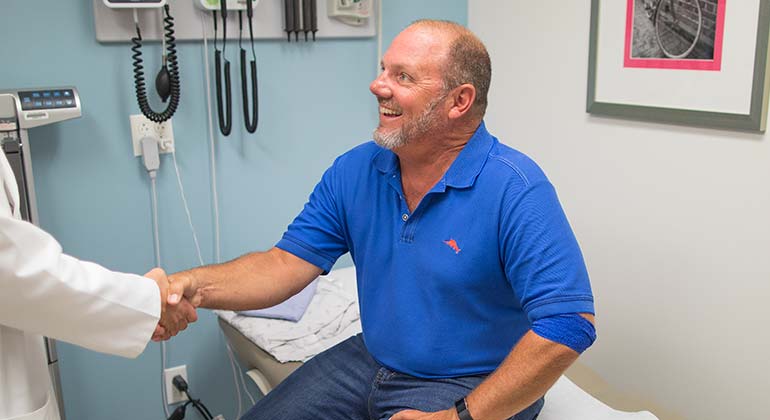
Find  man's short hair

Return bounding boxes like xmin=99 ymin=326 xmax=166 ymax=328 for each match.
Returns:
xmin=411 ymin=20 xmax=492 ymax=119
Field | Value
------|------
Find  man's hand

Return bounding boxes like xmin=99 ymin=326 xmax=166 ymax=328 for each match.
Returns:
xmin=390 ymin=408 xmax=458 ymax=420
xmin=145 ymin=268 xmax=198 ymax=341
xmin=169 ymin=271 xmax=202 ymax=307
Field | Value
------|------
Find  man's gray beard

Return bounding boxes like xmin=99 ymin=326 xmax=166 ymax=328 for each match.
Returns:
xmin=372 ymin=124 xmax=407 ymax=150
xmin=373 ymin=96 xmax=445 ymax=150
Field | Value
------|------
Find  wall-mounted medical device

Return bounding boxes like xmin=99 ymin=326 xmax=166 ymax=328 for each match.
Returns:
xmin=93 ymin=0 xmax=375 ymax=42
xmin=104 ymin=0 xmax=181 ymax=123
xmin=103 ymin=0 xmax=166 ymax=8
xmin=0 ymin=86 xmax=82 ymax=420
xmin=197 ymin=0 xmax=257 ymax=11
xmin=279 ymin=0 xmax=319 ymax=42
xmin=327 ymin=0 xmax=371 ymax=26
xmin=197 ymin=0 xmax=260 ymax=135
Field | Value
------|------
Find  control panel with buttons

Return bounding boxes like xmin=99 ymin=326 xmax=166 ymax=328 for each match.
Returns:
xmin=18 ymin=90 xmax=77 ymax=111
xmin=0 ymin=86 xmax=81 ymax=130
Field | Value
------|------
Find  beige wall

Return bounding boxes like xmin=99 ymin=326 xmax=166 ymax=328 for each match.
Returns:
xmin=469 ymin=2 xmax=770 ymax=420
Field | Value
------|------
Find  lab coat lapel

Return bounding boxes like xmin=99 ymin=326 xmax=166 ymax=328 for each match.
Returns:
xmin=0 ymin=152 xmax=21 ymax=219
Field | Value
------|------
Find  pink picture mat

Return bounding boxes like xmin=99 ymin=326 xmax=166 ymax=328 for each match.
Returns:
xmin=624 ymin=0 xmax=726 ymax=70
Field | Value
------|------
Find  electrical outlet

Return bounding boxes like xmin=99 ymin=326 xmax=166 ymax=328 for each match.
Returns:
xmin=129 ymin=114 xmax=175 ymax=157
xmin=164 ymin=365 xmax=189 ymax=404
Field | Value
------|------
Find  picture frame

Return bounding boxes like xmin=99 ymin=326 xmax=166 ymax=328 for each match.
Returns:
xmin=587 ymin=0 xmax=770 ymax=132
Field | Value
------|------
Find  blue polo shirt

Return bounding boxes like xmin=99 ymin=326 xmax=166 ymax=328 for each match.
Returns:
xmin=276 ymin=122 xmax=594 ymax=378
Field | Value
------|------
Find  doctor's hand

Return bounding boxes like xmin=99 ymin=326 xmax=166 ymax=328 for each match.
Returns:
xmin=154 ymin=298 xmax=197 ymax=341
xmin=389 ymin=408 xmax=458 ymax=420
xmin=145 ymin=268 xmax=198 ymax=341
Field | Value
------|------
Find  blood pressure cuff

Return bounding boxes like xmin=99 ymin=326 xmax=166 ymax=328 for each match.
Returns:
xmin=531 ymin=313 xmax=596 ymax=354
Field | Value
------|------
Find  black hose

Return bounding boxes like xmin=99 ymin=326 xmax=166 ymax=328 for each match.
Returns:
xmin=215 ymin=50 xmax=232 ymax=136
xmin=239 ymin=9 xmax=258 ymax=133
xmin=131 ymin=5 xmax=180 ymax=123
xmin=240 ymin=50 xmax=258 ymax=133
xmin=214 ymin=4 xmax=232 ymax=136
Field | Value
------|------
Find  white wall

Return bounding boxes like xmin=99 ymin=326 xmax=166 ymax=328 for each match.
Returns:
xmin=470 ymin=2 xmax=770 ymax=420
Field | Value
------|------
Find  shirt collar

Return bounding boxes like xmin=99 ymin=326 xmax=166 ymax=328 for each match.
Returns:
xmin=372 ymin=121 xmax=494 ymax=189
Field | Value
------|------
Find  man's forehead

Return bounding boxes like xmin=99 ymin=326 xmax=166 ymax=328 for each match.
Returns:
xmin=383 ymin=27 xmax=450 ymax=69
xmin=395 ymin=26 xmax=450 ymax=52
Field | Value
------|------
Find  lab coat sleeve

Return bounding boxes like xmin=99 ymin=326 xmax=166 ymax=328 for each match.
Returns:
xmin=0 ymin=209 xmax=161 ymax=358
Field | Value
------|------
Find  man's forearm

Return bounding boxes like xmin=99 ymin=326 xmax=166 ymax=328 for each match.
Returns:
xmin=463 ymin=330 xmax=581 ymax=420
xmin=172 ymin=247 xmax=322 ymax=311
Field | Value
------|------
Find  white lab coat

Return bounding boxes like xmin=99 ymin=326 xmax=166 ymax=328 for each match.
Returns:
xmin=0 ymin=153 xmax=161 ymax=420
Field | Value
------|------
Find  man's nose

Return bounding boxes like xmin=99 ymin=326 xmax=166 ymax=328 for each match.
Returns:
xmin=370 ymin=73 xmax=390 ymax=98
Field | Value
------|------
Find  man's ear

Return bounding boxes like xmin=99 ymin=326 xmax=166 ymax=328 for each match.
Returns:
xmin=447 ymin=84 xmax=476 ymax=120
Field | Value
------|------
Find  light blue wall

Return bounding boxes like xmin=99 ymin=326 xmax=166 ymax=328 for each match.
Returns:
xmin=0 ymin=1 xmax=466 ymax=419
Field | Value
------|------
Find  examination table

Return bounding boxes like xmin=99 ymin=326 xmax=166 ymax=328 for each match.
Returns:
xmin=217 ymin=268 xmax=659 ymax=420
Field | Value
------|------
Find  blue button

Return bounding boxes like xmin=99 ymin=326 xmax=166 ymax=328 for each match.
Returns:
xmin=55 ymin=100 xmax=64 ymax=107
xmin=22 ymin=97 xmax=31 ymax=103
xmin=43 ymin=100 xmax=53 ymax=107
xmin=32 ymin=92 xmax=41 ymax=98
xmin=64 ymin=99 xmax=74 ymax=106
xmin=63 ymin=91 xmax=72 ymax=97
xmin=34 ymin=101 xmax=43 ymax=107
xmin=42 ymin=92 xmax=51 ymax=97
xmin=53 ymin=91 xmax=61 ymax=97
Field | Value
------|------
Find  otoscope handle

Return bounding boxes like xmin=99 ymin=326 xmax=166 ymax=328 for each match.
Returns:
xmin=219 ymin=0 xmax=227 ymax=20
xmin=302 ymin=0 xmax=312 ymax=41
xmin=310 ymin=0 xmax=318 ymax=40
xmin=284 ymin=0 xmax=294 ymax=42
xmin=246 ymin=0 xmax=254 ymax=19
xmin=292 ymin=0 xmax=301 ymax=41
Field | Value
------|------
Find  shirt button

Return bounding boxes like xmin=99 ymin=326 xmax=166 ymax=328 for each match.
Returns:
xmin=402 ymin=214 xmax=409 ymax=221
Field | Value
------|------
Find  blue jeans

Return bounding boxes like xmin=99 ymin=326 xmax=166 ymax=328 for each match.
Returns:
xmin=241 ymin=334 xmax=544 ymax=420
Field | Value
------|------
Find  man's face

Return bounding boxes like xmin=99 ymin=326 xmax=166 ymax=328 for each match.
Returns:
xmin=370 ymin=26 xmax=451 ymax=150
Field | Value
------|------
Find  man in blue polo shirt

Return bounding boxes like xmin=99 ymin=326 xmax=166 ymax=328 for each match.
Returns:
xmin=171 ymin=20 xmax=595 ymax=420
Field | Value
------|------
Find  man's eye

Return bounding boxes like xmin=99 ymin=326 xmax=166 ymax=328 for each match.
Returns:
xmin=397 ymin=73 xmax=409 ymax=81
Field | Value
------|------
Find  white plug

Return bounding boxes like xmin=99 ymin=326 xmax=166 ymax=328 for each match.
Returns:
xmin=160 ymin=138 xmax=174 ymax=152
xmin=141 ymin=136 xmax=160 ymax=178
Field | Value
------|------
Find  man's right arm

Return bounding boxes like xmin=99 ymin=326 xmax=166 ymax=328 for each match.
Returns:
xmin=170 ymin=247 xmax=323 ymax=311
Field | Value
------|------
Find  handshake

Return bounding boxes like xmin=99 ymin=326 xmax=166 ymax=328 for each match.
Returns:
xmin=144 ymin=268 xmax=201 ymax=342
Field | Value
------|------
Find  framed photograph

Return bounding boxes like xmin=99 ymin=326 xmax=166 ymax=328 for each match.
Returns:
xmin=587 ymin=0 xmax=770 ymax=132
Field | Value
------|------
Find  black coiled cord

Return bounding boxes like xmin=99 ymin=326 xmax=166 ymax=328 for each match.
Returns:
xmin=214 ymin=7 xmax=233 ymax=136
xmin=131 ymin=5 xmax=180 ymax=123
xmin=239 ymin=8 xmax=259 ymax=134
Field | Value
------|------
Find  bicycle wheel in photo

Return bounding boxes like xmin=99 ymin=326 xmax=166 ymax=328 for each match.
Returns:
xmin=654 ymin=0 xmax=703 ymax=59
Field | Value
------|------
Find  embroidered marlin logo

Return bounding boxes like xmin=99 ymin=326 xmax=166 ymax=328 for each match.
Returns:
xmin=444 ymin=238 xmax=461 ymax=254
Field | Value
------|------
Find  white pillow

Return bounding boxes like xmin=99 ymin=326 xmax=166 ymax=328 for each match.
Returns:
xmin=539 ymin=376 xmax=659 ymax=420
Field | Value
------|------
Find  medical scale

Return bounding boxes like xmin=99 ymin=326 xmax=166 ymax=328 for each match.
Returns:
xmin=0 ymin=86 xmax=82 ymax=420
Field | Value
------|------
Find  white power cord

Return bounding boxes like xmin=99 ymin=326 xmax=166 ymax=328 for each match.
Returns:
xmin=140 ymin=137 xmax=171 ymax=419
xmin=202 ymin=14 xmax=222 ymax=265
xmin=224 ymin=338 xmax=244 ymax=418
xmin=202 ymin=15 xmax=255 ymax=418
xmin=151 ymin=174 xmax=171 ymax=419
xmin=161 ymin=341 xmax=171 ymax=418
xmin=172 ymin=148 xmax=257 ymax=417
xmin=149 ymin=177 xmax=162 ymax=269
xmin=377 ymin=0 xmax=383 ymax=75
xmin=171 ymin=151 xmax=204 ymax=266
xmin=230 ymin=344 xmax=256 ymax=405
